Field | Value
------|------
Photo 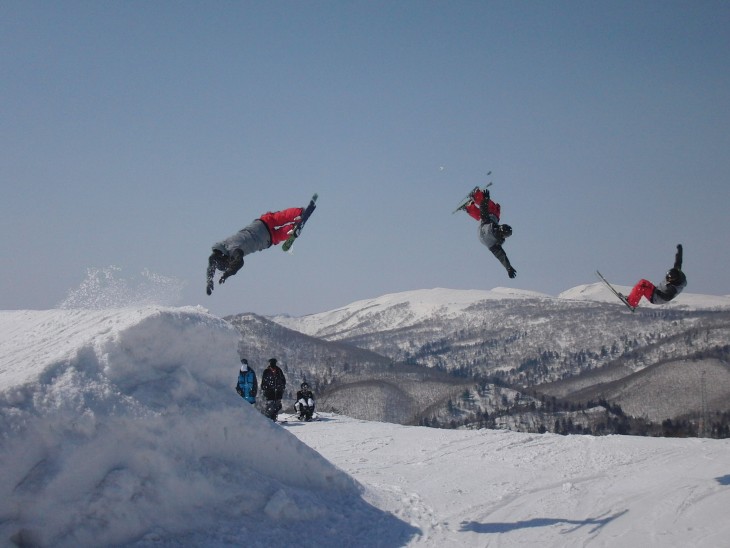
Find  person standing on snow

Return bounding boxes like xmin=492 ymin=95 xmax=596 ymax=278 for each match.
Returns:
xmin=260 ymin=358 xmax=286 ymax=421
xmin=235 ymin=359 xmax=258 ymax=405
xmin=463 ymin=187 xmax=517 ymax=279
xmin=625 ymin=244 xmax=686 ymax=308
xmin=294 ymin=382 xmax=316 ymax=421
xmin=206 ymin=206 xmax=304 ymax=295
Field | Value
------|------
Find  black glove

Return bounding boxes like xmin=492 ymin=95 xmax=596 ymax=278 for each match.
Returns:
xmin=206 ymin=279 xmax=214 ymax=295
xmin=219 ymin=275 xmax=227 ymax=284
xmin=236 ymin=386 xmax=243 ymax=396
xmin=677 ymin=244 xmax=682 ymax=252
xmin=507 ymin=266 xmax=517 ymax=279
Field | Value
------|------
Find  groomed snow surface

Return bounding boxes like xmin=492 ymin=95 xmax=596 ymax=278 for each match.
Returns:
xmin=1 ymin=306 xmax=728 ymax=547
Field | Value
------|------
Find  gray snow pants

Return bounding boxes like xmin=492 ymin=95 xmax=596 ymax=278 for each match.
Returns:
xmin=212 ymin=219 xmax=272 ymax=257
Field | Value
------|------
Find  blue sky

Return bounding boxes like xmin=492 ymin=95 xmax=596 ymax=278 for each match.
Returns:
xmin=2 ymin=1 xmax=729 ymax=317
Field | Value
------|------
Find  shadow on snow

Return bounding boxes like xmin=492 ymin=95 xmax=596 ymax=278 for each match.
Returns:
xmin=460 ymin=509 xmax=628 ymax=536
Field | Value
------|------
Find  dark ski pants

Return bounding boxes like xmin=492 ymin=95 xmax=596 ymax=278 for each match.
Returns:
xmin=264 ymin=400 xmax=282 ymax=421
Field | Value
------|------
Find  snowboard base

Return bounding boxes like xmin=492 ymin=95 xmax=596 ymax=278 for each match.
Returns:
xmin=596 ymin=270 xmax=635 ymax=312
xmin=282 ymin=193 xmax=318 ymax=252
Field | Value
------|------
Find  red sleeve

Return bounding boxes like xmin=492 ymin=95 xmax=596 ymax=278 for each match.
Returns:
xmin=259 ymin=208 xmax=303 ymax=228
xmin=464 ymin=189 xmax=484 ymax=221
xmin=260 ymin=208 xmax=305 ymax=245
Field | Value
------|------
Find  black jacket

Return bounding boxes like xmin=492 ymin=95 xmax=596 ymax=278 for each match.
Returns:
xmin=652 ymin=245 xmax=687 ymax=304
xmin=261 ymin=365 xmax=286 ymax=401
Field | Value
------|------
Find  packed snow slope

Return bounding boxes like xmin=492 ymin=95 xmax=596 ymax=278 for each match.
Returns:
xmin=292 ymin=415 xmax=730 ymax=548
xmin=0 ymin=307 xmax=409 ymax=547
xmin=2 ymin=306 xmax=729 ymax=547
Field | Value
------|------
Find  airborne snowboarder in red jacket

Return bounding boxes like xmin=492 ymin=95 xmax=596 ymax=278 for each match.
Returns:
xmin=462 ymin=187 xmax=517 ymax=279
xmin=206 ymin=207 xmax=303 ymax=295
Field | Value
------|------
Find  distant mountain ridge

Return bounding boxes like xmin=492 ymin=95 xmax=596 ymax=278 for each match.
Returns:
xmin=227 ymin=285 xmax=730 ymax=436
xmin=273 ymin=285 xmax=730 ymax=338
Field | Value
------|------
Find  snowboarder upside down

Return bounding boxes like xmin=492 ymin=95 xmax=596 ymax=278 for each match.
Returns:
xmin=626 ymin=244 xmax=687 ymax=308
xmin=206 ymin=207 xmax=303 ymax=295
xmin=464 ymin=188 xmax=517 ymax=279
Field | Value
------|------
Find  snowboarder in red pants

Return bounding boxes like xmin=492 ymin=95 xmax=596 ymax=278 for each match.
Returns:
xmin=206 ymin=207 xmax=303 ymax=294
xmin=626 ymin=244 xmax=686 ymax=308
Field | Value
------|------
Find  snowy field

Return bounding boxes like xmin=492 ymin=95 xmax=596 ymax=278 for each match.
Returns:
xmin=289 ymin=415 xmax=730 ymax=547
xmin=1 ymin=306 xmax=729 ymax=547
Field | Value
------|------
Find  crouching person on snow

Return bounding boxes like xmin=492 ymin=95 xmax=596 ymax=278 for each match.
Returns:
xmin=235 ymin=359 xmax=257 ymax=404
xmin=295 ymin=382 xmax=316 ymax=421
xmin=261 ymin=358 xmax=286 ymax=421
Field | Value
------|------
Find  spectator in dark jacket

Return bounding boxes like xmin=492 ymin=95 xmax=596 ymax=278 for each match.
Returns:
xmin=261 ymin=358 xmax=286 ymax=421
xmin=294 ymin=382 xmax=316 ymax=421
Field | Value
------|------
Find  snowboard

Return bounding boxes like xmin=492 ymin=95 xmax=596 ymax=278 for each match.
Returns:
xmin=278 ymin=412 xmax=320 ymax=423
xmin=453 ymin=182 xmax=492 ymax=214
xmin=282 ymin=193 xmax=318 ymax=252
xmin=596 ymin=270 xmax=635 ymax=312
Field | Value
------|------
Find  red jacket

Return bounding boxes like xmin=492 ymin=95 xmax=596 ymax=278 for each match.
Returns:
xmin=260 ymin=207 xmax=304 ymax=245
xmin=465 ymin=189 xmax=500 ymax=223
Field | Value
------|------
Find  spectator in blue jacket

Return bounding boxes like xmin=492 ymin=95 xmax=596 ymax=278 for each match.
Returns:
xmin=235 ymin=359 xmax=258 ymax=404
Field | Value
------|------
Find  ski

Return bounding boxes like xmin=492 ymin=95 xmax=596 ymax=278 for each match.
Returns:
xmin=596 ymin=270 xmax=635 ymax=312
xmin=453 ymin=182 xmax=492 ymax=214
xmin=282 ymin=193 xmax=318 ymax=252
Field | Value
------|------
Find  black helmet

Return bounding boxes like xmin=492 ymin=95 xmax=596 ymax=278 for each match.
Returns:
xmin=240 ymin=358 xmax=248 ymax=365
xmin=500 ymin=224 xmax=513 ymax=238
xmin=268 ymin=358 xmax=277 ymax=366
xmin=301 ymin=382 xmax=309 ymax=389
xmin=666 ymin=268 xmax=681 ymax=284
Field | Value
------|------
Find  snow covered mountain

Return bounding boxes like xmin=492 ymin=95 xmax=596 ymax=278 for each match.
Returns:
xmin=273 ymin=284 xmax=730 ymax=338
xmin=266 ymin=286 xmax=730 ymax=431
xmin=272 ymin=287 xmax=555 ymax=338
xmin=2 ymin=306 xmax=729 ymax=546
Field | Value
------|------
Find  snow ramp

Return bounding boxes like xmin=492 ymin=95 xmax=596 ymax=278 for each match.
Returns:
xmin=0 ymin=307 xmax=416 ymax=547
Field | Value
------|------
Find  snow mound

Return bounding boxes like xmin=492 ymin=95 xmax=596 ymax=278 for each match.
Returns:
xmin=0 ymin=307 xmax=411 ymax=547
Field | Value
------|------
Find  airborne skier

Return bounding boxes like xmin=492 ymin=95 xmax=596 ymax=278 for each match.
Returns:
xmin=206 ymin=195 xmax=316 ymax=295
xmin=459 ymin=187 xmax=517 ymax=279
xmin=625 ymin=244 xmax=687 ymax=308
